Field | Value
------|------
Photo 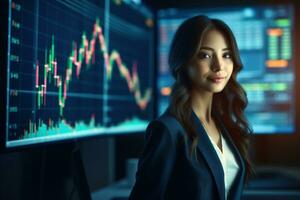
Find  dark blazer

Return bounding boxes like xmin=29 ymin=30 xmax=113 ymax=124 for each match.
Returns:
xmin=128 ymin=109 xmax=246 ymax=200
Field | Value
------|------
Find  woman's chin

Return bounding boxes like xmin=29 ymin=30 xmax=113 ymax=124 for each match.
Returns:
xmin=209 ymin=85 xmax=226 ymax=93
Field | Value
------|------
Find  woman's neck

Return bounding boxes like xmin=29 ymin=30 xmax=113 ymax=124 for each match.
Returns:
xmin=191 ymin=88 xmax=213 ymax=123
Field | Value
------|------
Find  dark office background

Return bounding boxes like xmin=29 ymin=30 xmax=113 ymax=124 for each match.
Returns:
xmin=1 ymin=0 xmax=300 ymax=200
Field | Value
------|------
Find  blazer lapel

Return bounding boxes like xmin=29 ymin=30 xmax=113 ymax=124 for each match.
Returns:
xmin=192 ymin=111 xmax=225 ymax=200
xmin=214 ymin=114 xmax=246 ymax=200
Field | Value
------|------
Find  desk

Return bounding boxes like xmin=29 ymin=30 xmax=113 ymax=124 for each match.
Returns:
xmin=92 ymin=167 xmax=300 ymax=200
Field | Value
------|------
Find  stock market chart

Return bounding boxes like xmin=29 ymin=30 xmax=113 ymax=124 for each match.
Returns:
xmin=6 ymin=0 xmax=154 ymax=147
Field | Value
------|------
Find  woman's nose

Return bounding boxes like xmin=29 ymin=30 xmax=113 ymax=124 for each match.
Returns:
xmin=211 ymin=55 xmax=222 ymax=72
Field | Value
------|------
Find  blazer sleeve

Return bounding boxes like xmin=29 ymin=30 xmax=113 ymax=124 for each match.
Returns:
xmin=128 ymin=120 xmax=177 ymax=200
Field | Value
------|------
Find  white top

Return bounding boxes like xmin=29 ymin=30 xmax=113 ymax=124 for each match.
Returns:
xmin=207 ymin=133 xmax=239 ymax=200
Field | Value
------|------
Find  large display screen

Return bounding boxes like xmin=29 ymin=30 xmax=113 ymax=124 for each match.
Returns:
xmin=5 ymin=0 xmax=154 ymax=148
xmin=157 ymin=5 xmax=294 ymax=134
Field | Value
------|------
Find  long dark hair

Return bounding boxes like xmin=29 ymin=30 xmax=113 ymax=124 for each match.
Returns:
xmin=168 ymin=15 xmax=255 ymax=184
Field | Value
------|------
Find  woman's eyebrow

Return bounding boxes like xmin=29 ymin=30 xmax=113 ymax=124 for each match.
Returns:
xmin=222 ymin=48 xmax=231 ymax=51
xmin=199 ymin=46 xmax=231 ymax=51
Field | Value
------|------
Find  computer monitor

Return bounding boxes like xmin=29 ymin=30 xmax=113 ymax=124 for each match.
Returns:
xmin=157 ymin=4 xmax=295 ymax=134
xmin=3 ymin=0 xmax=154 ymax=149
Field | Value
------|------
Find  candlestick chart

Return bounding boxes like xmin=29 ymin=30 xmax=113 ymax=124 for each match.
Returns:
xmin=6 ymin=0 xmax=154 ymax=147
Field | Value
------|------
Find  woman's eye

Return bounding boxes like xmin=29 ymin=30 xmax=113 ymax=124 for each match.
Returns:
xmin=198 ymin=52 xmax=211 ymax=59
xmin=223 ymin=53 xmax=232 ymax=59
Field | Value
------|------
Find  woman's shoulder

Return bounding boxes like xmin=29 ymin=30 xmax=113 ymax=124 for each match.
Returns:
xmin=146 ymin=109 xmax=185 ymax=139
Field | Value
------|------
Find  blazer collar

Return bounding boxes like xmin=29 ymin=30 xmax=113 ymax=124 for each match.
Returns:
xmin=192 ymin=111 xmax=245 ymax=200
xmin=214 ymin=114 xmax=246 ymax=200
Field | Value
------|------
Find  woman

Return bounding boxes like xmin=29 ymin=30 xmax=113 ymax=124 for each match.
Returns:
xmin=129 ymin=15 xmax=254 ymax=200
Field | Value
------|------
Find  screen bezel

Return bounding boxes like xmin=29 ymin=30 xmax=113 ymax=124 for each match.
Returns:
xmin=1 ymin=0 xmax=156 ymax=152
xmin=156 ymin=3 xmax=297 ymax=135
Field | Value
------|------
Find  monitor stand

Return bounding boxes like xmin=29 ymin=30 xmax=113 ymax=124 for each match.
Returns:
xmin=38 ymin=142 xmax=91 ymax=200
xmin=71 ymin=142 xmax=92 ymax=200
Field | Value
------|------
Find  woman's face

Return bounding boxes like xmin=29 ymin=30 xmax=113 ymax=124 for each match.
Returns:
xmin=188 ymin=29 xmax=234 ymax=93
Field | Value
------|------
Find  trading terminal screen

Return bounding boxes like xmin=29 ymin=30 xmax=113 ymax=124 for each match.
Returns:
xmin=157 ymin=5 xmax=294 ymax=134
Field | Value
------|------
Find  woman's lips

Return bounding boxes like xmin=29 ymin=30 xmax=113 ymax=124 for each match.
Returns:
xmin=208 ymin=76 xmax=226 ymax=83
